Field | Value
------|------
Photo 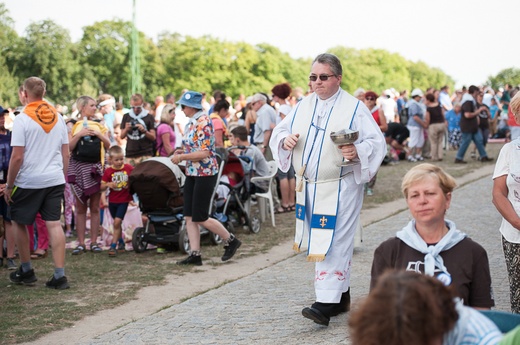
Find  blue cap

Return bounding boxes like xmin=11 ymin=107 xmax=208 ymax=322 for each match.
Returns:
xmin=176 ymin=91 xmax=203 ymax=110
xmin=0 ymin=106 xmax=8 ymax=115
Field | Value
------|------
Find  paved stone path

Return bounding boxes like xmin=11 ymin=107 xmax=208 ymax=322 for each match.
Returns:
xmin=80 ymin=175 xmax=507 ymax=345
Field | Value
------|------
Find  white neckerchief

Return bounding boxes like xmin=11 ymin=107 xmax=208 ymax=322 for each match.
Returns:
xmin=396 ymin=219 xmax=466 ymax=277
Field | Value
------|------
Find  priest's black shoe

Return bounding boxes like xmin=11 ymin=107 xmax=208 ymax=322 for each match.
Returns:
xmin=302 ymin=306 xmax=330 ymax=326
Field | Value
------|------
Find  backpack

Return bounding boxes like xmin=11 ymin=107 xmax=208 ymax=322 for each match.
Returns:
xmin=72 ymin=136 xmax=102 ymax=162
xmin=0 ymin=131 xmax=11 ymax=171
xmin=399 ymin=106 xmax=409 ymax=125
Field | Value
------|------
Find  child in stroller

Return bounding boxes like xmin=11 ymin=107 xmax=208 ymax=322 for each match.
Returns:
xmin=214 ymin=148 xmax=261 ymax=234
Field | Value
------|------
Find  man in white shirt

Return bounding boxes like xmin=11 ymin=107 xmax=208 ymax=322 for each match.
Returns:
xmin=6 ymin=77 xmax=70 ymax=290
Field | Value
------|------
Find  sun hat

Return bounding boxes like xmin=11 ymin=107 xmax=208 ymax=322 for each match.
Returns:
xmin=411 ymin=88 xmax=424 ymax=98
xmin=176 ymin=91 xmax=203 ymax=110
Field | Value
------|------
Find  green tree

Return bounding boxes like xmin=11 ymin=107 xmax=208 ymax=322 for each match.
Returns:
xmin=0 ymin=3 xmax=22 ymax=106
xmin=488 ymin=68 xmax=520 ymax=89
xmin=79 ymin=20 xmax=133 ymax=99
xmin=15 ymin=20 xmax=84 ymax=104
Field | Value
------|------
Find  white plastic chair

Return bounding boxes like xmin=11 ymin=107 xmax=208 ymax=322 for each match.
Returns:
xmin=251 ymin=160 xmax=278 ymax=227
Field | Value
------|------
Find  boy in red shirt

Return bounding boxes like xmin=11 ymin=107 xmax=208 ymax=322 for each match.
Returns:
xmin=101 ymin=146 xmax=134 ymax=257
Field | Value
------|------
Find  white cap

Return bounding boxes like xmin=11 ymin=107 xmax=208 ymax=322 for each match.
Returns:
xmin=411 ymin=88 xmax=423 ymax=98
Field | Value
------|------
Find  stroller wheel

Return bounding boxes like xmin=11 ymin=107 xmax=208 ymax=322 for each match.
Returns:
xmin=249 ymin=215 xmax=261 ymax=234
xmin=132 ymin=227 xmax=148 ymax=253
xmin=178 ymin=225 xmax=190 ymax=254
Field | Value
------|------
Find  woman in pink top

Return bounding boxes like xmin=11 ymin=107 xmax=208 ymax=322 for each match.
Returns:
xmin=156 ymin=104 xmax=176 ymax=156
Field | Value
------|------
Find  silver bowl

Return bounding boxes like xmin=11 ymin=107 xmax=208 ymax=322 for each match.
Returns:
xmin=330 ymin=129 xmax=359 ymax=145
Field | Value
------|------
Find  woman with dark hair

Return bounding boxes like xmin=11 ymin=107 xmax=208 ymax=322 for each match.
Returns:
xmin=172 ymin=91 xmax=241 ymax=265
xmin=272 ymin=83 xmax=295 ymax=212
xmin=349 ymin=270 xmax=502 ymax=345
xmin=209 ymin=98 xmax=230 ymax=148
xmin=425 ymin=93 xmax=446 ymax=161
xmin=363 ymin=90 xmax=387 ymax=196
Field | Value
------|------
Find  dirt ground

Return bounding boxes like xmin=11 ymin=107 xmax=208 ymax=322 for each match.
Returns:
xmin=25 ymin=164 xmax=495 ymax=345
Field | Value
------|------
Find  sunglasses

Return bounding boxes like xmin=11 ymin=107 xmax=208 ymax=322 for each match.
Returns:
xmin=365 ymin=97 xmax=375 ymax=101
xmin=309 ymin=74 xmax=336 ymax=82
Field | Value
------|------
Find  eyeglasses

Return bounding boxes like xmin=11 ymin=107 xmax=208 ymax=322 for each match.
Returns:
xmin=309 ymin=74 xmax=336 ymax=82
xmin=365 ymin=97 xmax=375 ymax=101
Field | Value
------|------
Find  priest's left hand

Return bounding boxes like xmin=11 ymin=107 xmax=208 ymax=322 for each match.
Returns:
xmin=340 ymin=144 xmax=358 ymax=160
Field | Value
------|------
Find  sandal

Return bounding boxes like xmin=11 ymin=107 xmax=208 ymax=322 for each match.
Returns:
xmin=108 ymin=247 xmax=117 ymax=257
xmin=90 ymin=244 xmax=102 ymax=253
xmin=72 ymin=245 xmax=86 ymax=255
xmin=31 ymin=249 xmax=48 ymax=260
xmin=288 ymin=204 xmax=296 ymax=211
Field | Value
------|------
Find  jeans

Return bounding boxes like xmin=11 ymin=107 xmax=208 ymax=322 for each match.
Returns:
xmin=456 ymin=131 xmax=488 ymax=160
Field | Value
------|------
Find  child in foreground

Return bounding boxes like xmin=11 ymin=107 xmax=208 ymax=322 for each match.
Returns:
xmin=101 ymin=145 xmax=134 ymax=257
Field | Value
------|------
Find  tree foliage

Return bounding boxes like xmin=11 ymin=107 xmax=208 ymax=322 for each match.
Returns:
xmin=1 ymin=9 xmax=513 ymax=111
xmin=488 ymin=68 xmax=520 ymax=90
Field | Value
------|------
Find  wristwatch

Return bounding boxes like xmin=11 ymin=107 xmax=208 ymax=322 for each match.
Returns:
xmin=5 ymin=184 xmax=12 ymax=190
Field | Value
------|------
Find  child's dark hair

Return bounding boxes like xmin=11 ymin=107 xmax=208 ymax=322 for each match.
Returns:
xmin=108 ymin=145 xmax=124 ymax=157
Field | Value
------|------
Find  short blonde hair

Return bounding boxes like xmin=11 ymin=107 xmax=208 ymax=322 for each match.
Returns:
xmin=160 ymin=104 xmax=175 ymax=124
xmin=401 ymin=163 xmax=457 ymax=198
xmin=75 ymin=96 xmax=95 ymax=115
xmin=510 ymin=91 xmax=520 ymax=123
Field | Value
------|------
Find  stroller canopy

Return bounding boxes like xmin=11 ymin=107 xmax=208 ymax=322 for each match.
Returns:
xmin=129 ymin=157 xmax=185 ymax=213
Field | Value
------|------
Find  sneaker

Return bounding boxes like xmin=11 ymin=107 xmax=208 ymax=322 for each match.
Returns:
xmin=71 ymin=245 xmax=86 ymax=255
xmin=407 ymin=156 xmax=417 ymax=162
xmin=45 ymin=275 xmax=70 ymax=290
xmin=65 ymin=230 xmax=72 ymax=238
xmin=481 ymin=156 xmax=494 ymax=162
xmin=177 ymin=253 xmax=202 ymax=266
xmin=416 ymin=156 xmax=424 ymax=161
xmin=366 ymin=188 xmax=373 ymax=196
xmin=156 ymin=247 xmax=166 ymax=254
xmin=117 ymin=242 xmax=126 ymax=253
xmin=471 ymin=152 xmax=476 ymax=159
xmin=222 ymin=237 xmax=241 ymax=261
xmin=454 ymin=158 xmax=467 ymax=164
xmin=7 ymin=258 xmax=16 ymax=270
xmin=10 ymin=267 xmax=37 ymax=285
xmin=108 ymin=247 xmax=117 ymax=257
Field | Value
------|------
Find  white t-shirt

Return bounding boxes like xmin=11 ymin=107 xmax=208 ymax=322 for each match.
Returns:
xmin=493 ymin=138 xmax=520 ymax=243
xmin=11 ymin=113 xmax=69 ymax=188
xmin=381 ymin=97 xmax=397 ymax=123
xmin=174 ymin=107 xmax=188 ymax=148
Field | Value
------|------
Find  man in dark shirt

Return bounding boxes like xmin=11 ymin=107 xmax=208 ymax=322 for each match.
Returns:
xmin=454 ymin=85 xmax=493 ymax=164
xmin=120 ymin=93 xmax=156 ymax=167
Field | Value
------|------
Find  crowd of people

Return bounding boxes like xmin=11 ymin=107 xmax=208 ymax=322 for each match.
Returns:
xmin=2 ymin=54 xmax=520 ymax=343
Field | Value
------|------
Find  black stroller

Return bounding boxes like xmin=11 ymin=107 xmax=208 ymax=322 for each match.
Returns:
xmin=129 ymin=157 xmax=223 ymax=254
xmin=214 ymin=147 xmax=261 ymax=234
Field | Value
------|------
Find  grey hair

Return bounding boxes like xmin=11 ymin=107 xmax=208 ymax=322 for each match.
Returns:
xmin=312 ymin=53 xmax=343 ymax=77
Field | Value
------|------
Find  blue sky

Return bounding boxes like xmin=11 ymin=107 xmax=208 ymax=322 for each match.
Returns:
xmin=3 ymin=0 xmax=519 ymax=89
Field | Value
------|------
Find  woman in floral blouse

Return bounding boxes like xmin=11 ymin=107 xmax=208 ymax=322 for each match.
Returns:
xmin=171 ymin=91 xmax=241 ymax=266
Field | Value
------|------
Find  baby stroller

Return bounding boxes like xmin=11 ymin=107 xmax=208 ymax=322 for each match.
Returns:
xmin=129 ymin=157 xmax=224 ymax=254
xmin=214 ymin=147 xmax=261 ymax=234
xmin=129 ymin=157 xmax=185 ymax=253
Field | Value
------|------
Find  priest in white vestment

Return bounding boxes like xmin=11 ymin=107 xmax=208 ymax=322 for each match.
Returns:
xmin=270 ymin=53 xmax=386 ymax=326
